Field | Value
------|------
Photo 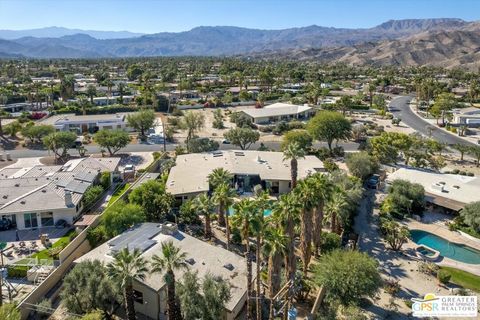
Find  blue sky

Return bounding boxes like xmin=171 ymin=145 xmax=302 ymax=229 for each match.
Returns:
xmin=1 ymin=0 xmax=479 ymax=33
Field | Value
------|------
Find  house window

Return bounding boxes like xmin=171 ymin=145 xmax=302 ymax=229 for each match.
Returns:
xmin=24 ymin=213 xmax=38 ymax=229
xmin=133 ymin=290 xmax=144 ymax=304
xmin=40 ymin=212 xmax=54 ymax=226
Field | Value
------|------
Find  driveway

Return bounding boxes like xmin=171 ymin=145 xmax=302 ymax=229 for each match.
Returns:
xmin=389 ymin=96 xmax=475 ymax=146
xmin=354 ymin=190 xmax=457 ymax=319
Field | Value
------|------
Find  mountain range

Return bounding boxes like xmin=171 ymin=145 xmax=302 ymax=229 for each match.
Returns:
xmin=0 ymin=26 xmax=144 ymax=40
xmin=0 ymin=19 xmax=479 ymax=69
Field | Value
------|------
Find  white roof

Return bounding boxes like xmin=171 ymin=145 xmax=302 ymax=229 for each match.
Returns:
xmin=166 ymin=150 xmax=324 ymax=195
xmin=76 ymin=223 xmax=250 ymax=313
xmin=242 ymin=103 xmax=312 ymax=119
xmin=387 ymin=167 xmax=480 ymax=206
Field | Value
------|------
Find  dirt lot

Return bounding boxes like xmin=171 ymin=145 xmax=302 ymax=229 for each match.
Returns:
xmin=169 ymin=106 xmax=287 ymax=143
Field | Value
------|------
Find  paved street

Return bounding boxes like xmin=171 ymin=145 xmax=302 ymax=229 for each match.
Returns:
xmin=1 ymin=140 xmax=360 ymax=159
xmin=388 ymin=96 xmax=475 ymax=146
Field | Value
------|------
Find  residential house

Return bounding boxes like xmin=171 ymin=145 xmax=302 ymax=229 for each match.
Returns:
xmin=240 ymin=102 xmax=315 ymax=124
xmin=166 ymin=150 xmax=324 ymax=202
xmin=452 ymin=107 xmax=480 ymax=127
xmin=75 ymin=223 xmax=252 ymax=320
xmin=0 ymin=157 xmax=120 ymax=229
xmin=386 ymin=167 xmax=480 ymax=213
xmin=40 ymin=113 xmax=130 ymax=134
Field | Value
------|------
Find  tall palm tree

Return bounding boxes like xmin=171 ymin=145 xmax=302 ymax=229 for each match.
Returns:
xmin=207 ymin=168 xmax=233 ymax=227
xmin=107 ymin=248 xmax=149 ymax=320
xmin=310 ymin=174 xmax=334 ymax=256
xmin=104 ymin=78 xmax=114 ymax=106
xmin=193 ymin=193 xmax=214 ymax=240
xmin=151 ymin=241 xmax=188 ymax=320
xmin=118 ymin=82 xmax=126 ymax=104
xmin=208 ymin=168 xmax=233 ymax=190
xmin=86 ymin=84 xmax=97 ymax=105
xmin=212 ymin=182 xmax=236 ymax=249
xmin=231 ymin=198 xmax=260 ymax=320
xmin=325 ymin=190 xmax=349 ymax=234
xmin=271 ymin=194 xmax=301 ymax=286
xmin=283 ymin=141 xmax=306 ymax=189
xmin=293 ymin=179 xmax=316 ymax=274
xmin=263 ymin=226 xmax=287 ymax=320
xmin=252 ymin=192 xmax=270 ymax=320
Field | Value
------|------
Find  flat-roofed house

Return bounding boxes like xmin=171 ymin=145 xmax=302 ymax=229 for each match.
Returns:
xmin=452 ymin=107 xmax=480 ymax=127
xmin=40 ymin=113 xmax=130 ymax=134
xmin=386 ymin=167 xmax=480 ymax=212
xmin=0 ymin=157 xmax=120 ymax=229
xmin=76 ymin=223 xmax=253 ymax=320
xmin=241 ymin=102 xmax=315 ymax=124
xmin=166 ymin=150 xmax=324 ymax=202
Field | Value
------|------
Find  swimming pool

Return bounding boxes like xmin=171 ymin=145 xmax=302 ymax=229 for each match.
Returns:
xmin=410 ymin=229 xmax=480 ymax=265
xmin=227 ymin=207 xmax=272 ymax=217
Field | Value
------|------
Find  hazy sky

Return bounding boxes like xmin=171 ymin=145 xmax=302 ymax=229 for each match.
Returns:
xmin=1 ymin=0 xmax=479 ymax=33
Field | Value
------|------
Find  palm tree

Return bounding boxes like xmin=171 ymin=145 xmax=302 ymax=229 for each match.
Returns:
xmin=293 ymin=179 xmax=316 ymax=274
xmin=78 ymin=96 xmax=89 ymax=116
xmin=104 ymin=78 xmax=114 ymax=106
xmin=208 ymin=168 xmax=233 ymax=228
xmin=212 ymin=182 xmax=236 ymax=249
xmin=193 ymin=193 xmax=214 ymax=240
xmin=208 ymin=168 xmax=233 ymax=191
xmin=310 ymin=174 xmax=334 ymax=256
xmin=325 ymin=190 xmax=349 ymax=234
xmin=231 ymin=198 xmax=260 ymax=320
xmin=263 ymin=226 xmax=287 ymax=320
xmin=271 ymin=194 xmax=301 ymax=285
xmin=252 ymin=192 xmax=270 ymax=320
xmin=86 ymin=84 xmax=97 ymax=105
xmin=107 ymin=248 xmax=148 ymax=320
xmin=282 ymin=141 xmax=306 ymax=189
xmin=151 ymin=241 xmax=188 ymax=320
xmin=118 ymin=82 xmax=126 ymax=104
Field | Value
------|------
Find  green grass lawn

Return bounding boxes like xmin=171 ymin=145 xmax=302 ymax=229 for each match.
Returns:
xmin=108 ymin=183 xmax=130 ymax=206
xmin=31 ymin=229 xmax=77 ymax=261
xmin=440 ymin=266 xmax=480 ymax=292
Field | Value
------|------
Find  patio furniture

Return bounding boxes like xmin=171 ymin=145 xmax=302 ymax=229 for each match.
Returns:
xmin=19 ymin=241 xmax=26 ymax=248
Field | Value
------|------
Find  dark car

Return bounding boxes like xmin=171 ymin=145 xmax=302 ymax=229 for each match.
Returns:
xmin=0 ymin=219 xmax=12 ymax=231
xmin=367 ymin=174 xmax=380 ymax=189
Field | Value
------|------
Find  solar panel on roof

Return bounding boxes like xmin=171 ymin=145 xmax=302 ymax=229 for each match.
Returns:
xmin=108 ymin=224 xmax=162 ymax=254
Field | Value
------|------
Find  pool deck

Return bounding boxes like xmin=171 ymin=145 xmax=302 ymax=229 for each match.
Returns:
xmin=402 ymin=217 xmax=480 ymax=276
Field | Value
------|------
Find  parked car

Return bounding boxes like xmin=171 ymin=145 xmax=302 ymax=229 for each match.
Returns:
xmin=222 ymin=139 xmax=231 ymax=144
xmin=0 ymin=219 xmax=12 ymax=231
xmin=367 ymin=174 xmax=380 ymax=189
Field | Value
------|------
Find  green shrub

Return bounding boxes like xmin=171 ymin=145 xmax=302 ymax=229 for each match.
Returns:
xmin=99 ymin=172 xmax=111 ymax=189
xmin=86 ymin=224 xmax=108 ymax=248
xmin=8 ymin=265 xmax=28 ymax=278
xmin=320 ymin=232 xmax=342 ymax=253
xmin=437 ymin=269 xmax=451 ymax=284
xmin=37 ymin=299 xmax=52 ymax=319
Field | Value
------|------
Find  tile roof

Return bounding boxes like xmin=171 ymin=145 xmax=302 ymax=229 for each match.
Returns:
xmin=76 ymin=223 xmax=251 ymax=313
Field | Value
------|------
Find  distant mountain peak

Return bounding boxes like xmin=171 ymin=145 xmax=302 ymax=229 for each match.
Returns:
xmin=374 ymin=18 xmax=468 ymax=31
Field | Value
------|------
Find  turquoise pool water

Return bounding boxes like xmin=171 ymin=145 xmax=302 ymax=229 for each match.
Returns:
xmin=410 ymin=229 xmax=480 ymax=265
xmin=227 ymin=207 xmax=272 ymax=217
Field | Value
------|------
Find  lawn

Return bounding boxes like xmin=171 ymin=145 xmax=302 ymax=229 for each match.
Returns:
xmin=108 ymin=183 xmax=130 ymax=206
xmin=31 ymin=229 xmax=77 ymax=261
xmin=440 ymin=266 xmax=480 ymax=292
